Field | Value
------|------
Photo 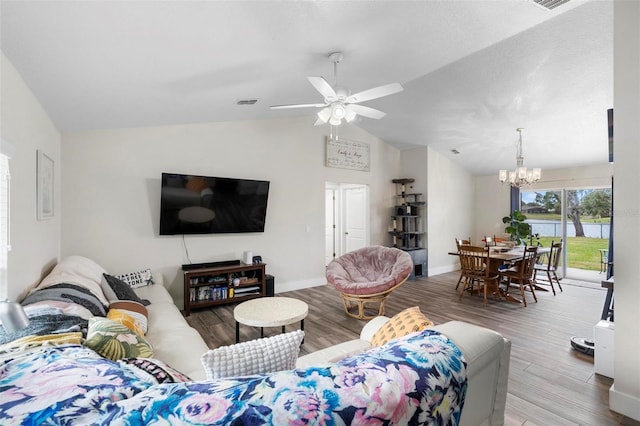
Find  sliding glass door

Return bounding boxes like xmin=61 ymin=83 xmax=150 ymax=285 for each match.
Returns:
xmin=520 ymin=187 xmax=611 ymax=281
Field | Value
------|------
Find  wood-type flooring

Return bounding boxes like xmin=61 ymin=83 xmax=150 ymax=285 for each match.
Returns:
xmin=186 ymin=271 xmax=639 ymax=426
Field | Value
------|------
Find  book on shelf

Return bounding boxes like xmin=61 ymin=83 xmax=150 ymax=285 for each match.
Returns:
xmin=191 ymin=285 xmax=229 ymax=302
xmin=233 ymin=291 xmax=261 ymax=298
xmin=232 ymin=285 xmax=260 ymax=293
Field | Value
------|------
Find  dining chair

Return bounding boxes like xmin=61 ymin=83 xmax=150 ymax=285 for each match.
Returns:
xmin=533 ymin=240 xmax=563 ymax=295
xmin=499 ymin=245 xmax=539 ymax=307
xmin=457 ymin=245 xmax=500 ymax=304
xmin=455 ymin=237 xmax=471 ymax=248
xmin=483 ymin=235 xmax=496 ymax=247
xmin=454 ymin=237 xmax=471 ymax=290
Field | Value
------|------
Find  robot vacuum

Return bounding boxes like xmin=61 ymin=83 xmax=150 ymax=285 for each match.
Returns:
xmin=571 ymin=336 xmax=595 ymax=356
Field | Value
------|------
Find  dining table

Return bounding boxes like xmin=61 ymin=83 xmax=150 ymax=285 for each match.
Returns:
xmin=449 ymin=245 xmax=551 ymax=303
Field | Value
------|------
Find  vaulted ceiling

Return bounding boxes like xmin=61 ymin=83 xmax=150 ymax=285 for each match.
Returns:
xmin=0 ymin=0 xmax=612 ymax=175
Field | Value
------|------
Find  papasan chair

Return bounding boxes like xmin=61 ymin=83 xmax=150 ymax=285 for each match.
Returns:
xmin=326 ymin=246 xmax=414 ymax=320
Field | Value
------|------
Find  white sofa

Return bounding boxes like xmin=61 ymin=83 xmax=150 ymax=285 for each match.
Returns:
xmin=18 ymin=256 xmax=510 ymax=425
xmin=18 ymin=255 xmax=210 ymax=381
xmin=134 ymin=274 xmax=210 ymax=380
xmin=141 ymin=278 xmax=511 ymax=426
xmin=297 ymin=317 xmax=511 ymax=426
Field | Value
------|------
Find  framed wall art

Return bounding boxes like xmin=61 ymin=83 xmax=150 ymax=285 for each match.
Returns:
xmin=37 ymin=149 xmax=54 ymax=220
xmin=325 ymin=137 xmax=370 ymax=172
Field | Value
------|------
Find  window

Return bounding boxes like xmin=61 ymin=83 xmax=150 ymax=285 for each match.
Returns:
xmin=521 ymin=187 xmax=611 ymax=279
xmin=0 ymin=150 xmax=11 ymax=298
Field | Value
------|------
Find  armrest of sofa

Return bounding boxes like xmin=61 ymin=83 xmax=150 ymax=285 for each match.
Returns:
xmin=134 ymin=272 xmax=210 ymax=380
xmin=432 ymin=321 xmax=511 ymax=426
xmin=295 ymin=339 xmax=372 ymax=368
xmin=359 ymin=316 xmax=390 ymax=341
xmin=296 ymin=316 xmax=391 ymax=368
xmin=152 ymin=272 xmax=163 ymax=286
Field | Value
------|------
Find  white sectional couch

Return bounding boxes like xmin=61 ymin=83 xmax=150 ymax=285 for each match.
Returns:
xmin=10 ymin=256 xmax=510 ymax=425
xmin=134 ymin=274 xmax=209 ymax=380
xmin=143 ymin=275 xmax=511 ymax=425
xmin=297 ymin=316 xmax=511 ymax=426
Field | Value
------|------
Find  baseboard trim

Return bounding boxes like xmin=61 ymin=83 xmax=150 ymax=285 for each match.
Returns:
xmin=610 ymin=384 xmax=640 ymax=421
xmin=275 ymin=276 xmax=327 ymax=294
xmin=429 ymin=264 xmax=459 ymax=276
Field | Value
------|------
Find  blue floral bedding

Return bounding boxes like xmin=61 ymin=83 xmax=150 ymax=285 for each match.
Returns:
xmin=0 ymin=329 xmax=467 ymax=425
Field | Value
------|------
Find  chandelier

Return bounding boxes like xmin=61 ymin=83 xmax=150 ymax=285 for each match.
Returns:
xmin=498 ymin=128 xmax=541 ymax=188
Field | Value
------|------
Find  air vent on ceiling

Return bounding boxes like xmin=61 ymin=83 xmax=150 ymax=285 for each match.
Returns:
xmin=237 ymin=99 xmax=258 ymax=105
xmin=532 ymin=0 xmax=571 ymax=10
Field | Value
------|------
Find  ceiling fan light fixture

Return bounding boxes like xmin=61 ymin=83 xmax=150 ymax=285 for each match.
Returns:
xmin=317 ymin=107 xmax=331 ymax=123
xmin=270 ymin=52 xmax=403 ymax=127
xmin=344 ymin=108 xmax=357 ymax=123
xmin=331 ymin=103 xmax=346 ymax=121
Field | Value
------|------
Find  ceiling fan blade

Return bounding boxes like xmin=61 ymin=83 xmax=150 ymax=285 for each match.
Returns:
xmin=308 ymin=76 xmax=337 ymax=100
xmin=346 ymin=82 xmax=404 ymax=104
xmin=270 ymin=103 xmax=326 ymax=110
xmin=348 ymin=104 xmax=386 ymax=120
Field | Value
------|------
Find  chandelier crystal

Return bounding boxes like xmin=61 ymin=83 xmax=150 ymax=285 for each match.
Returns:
xmin=499 ymin=128 xmax=541 ymax=188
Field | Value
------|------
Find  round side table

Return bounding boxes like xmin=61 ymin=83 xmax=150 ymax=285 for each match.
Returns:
xmin=233 ymin=297 xmax=308 ymax=343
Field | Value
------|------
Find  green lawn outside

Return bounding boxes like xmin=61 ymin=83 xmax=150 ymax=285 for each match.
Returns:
xmin=535 ymin=236 xmax=608 ymax=271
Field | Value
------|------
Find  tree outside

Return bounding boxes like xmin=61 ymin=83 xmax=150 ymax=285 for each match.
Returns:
xmin=567 ymin=190 xmax=586 ymax=237
xmin=581 ymin=190 xmax=612 ymax=218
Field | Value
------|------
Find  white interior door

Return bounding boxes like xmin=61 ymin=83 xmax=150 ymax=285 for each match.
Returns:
xmin=325 ymin=182 xmax=369 ymax=265
xmin=343 ymin=185 xmax=368 ymax=253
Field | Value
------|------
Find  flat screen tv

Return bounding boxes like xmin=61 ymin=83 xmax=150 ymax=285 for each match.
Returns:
xmin=159 ymin=173 xmax=270 ymax=235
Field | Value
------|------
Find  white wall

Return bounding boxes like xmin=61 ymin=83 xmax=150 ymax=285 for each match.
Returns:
xmin=426 ymin=147 xmax=474 ymax=275
xmin=61 ymin=118 xmax=399 ymax=308
xmin=472 ymin=176 xmax=512 ymax=244
xmin=610 ymin=1 xmax=640 ymax=420
xmin=525 ymin=164 xmax=613 ymax=190
xmin=0 ymin=52 xmax=61 ymax=301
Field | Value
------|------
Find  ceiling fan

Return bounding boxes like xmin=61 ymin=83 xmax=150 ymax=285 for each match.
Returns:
xmin=270 ymin=52 xmax=404 ymax=126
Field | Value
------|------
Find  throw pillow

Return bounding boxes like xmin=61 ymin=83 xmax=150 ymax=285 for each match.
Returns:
xmin=370 ymin=306 xmax=434 ymax=347
xmin=201 ymin=330 xmax=304 ymax=380
xmin=107 ymin=301 xmax=149 ymax=336
xmin=100 ymin=276 xmax=119 ymax=302
xmin=102 ymin=274 xmax=151 ymax=306
xmin=84 ymin=317 xmax=153 ymax=360
xmin=115 ymin=268 xmax=154 ymax=289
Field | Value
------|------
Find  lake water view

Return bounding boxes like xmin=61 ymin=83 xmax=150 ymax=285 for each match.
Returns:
xmin=528 ymin=220 xmax=610 ymax=239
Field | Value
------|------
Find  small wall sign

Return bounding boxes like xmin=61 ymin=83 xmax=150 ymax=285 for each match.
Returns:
xmin=325 ymin=137 xmax=370 ymax=172
xmin=37 ymin=149 xmax=54 ymax=220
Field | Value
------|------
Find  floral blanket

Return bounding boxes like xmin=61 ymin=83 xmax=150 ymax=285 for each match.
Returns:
xmin=0 ymin=329 xmax=467 ymax=425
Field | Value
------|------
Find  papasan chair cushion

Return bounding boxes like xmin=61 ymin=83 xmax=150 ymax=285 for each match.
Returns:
xmin=327 ymin=246 xmax=414 ymax=319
